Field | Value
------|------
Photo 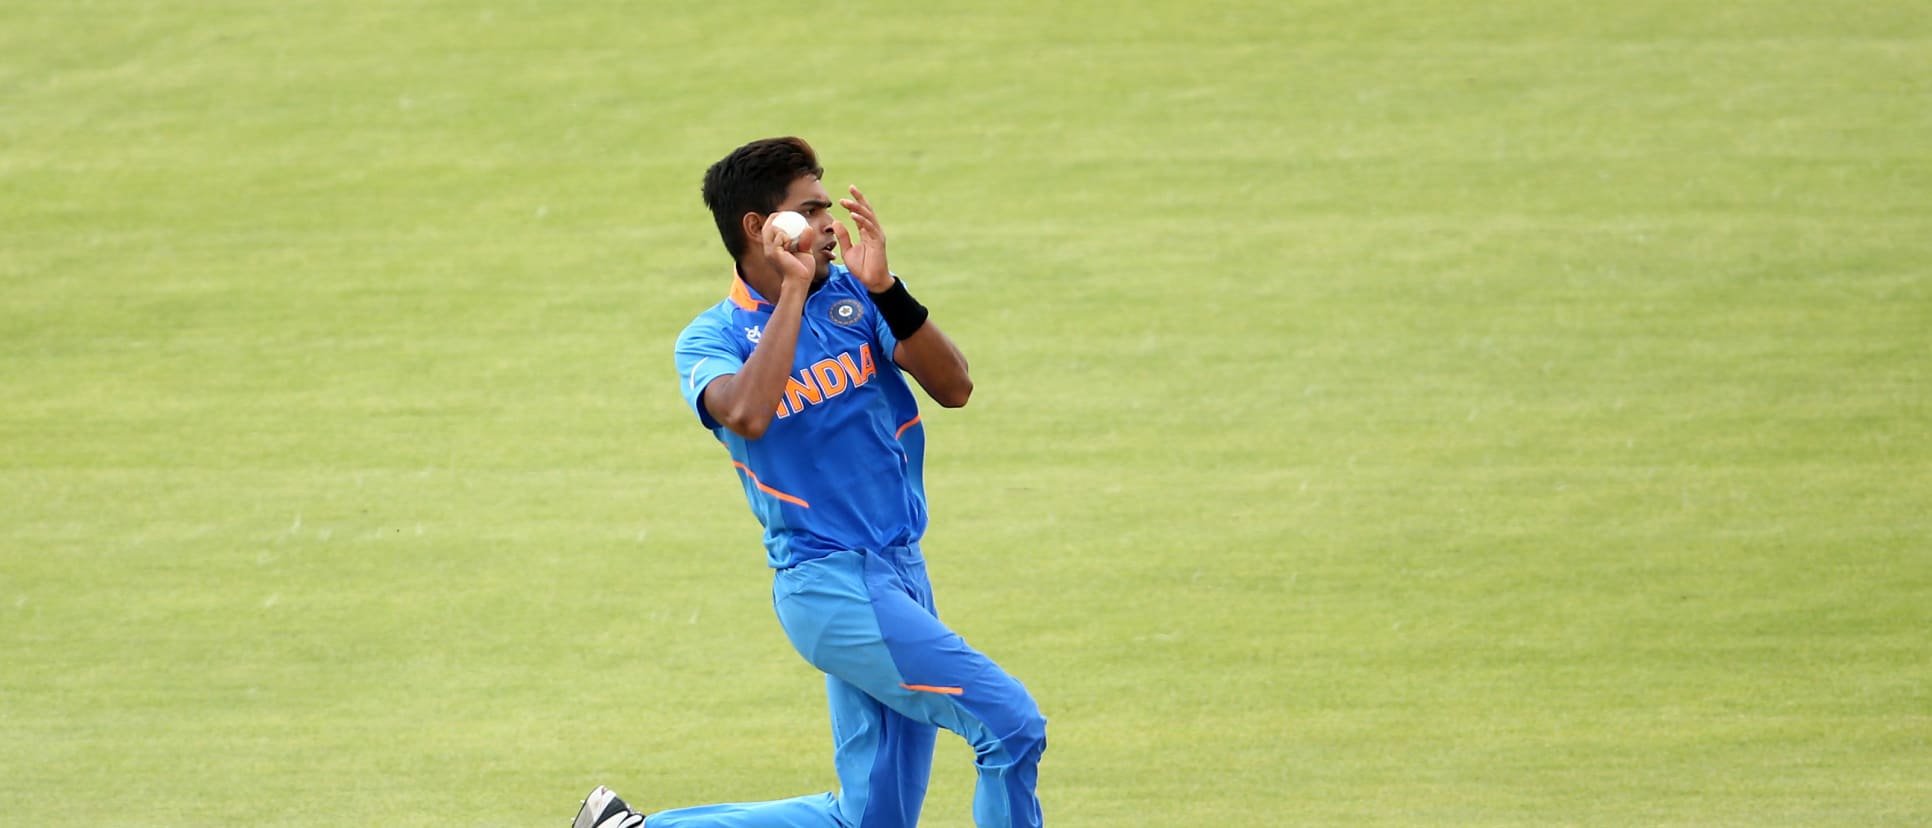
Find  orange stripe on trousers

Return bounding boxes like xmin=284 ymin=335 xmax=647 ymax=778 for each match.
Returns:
xmin=901 ymin=683 xmax=964 ymax=696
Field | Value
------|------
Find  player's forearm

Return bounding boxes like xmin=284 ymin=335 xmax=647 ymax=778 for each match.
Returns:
xmin=895 ymin=322 xmax=972 ymax=408
xmin=706 ymin=291 xmax=807 ymax=439
xmin=869 ymin=277 xmax=971 ymax=407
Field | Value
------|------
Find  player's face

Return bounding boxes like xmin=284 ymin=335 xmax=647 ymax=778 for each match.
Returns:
xmin=774 ymin=175 xmax=839 ymax=285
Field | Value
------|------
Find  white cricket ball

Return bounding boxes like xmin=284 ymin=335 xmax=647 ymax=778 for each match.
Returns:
xmin=770 ymin=211 xmax=809 ymax=248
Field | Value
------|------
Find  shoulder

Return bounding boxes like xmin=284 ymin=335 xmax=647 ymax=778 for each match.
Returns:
xmin=675 ymin=301 xmax=741 ymax=350
xmin=681 ymin=297 xmax=739 ymax=333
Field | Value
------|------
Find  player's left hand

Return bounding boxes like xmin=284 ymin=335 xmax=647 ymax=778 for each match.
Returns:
xmin=835 ymin=185 xmax=894 ymax=292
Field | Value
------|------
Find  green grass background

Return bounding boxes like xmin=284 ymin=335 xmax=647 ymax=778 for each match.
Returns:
xmin=4 ymin=1 xmax=1928 ymax=825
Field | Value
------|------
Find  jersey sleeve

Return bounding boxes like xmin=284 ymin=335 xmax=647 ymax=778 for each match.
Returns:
xmin=674 ymin=312 xmax=745 ymax=431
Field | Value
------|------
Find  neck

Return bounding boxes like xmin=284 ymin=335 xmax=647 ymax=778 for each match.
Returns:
xmin=736 ymin=257 xmax=785 ymax=301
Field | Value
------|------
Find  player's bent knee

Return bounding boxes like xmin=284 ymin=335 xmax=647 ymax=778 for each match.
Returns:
xmin=979 ymin=705 xmax=1046 ymax=769
xmin=1009 ymin=708 xmax=1047 ymax=760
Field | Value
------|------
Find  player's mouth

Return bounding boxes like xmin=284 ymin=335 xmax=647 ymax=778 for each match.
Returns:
xmin=819 ymin=240 xmax=838 ymax=261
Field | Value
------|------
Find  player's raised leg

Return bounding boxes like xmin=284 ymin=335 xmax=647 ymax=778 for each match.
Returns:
xmin=776 ymin=547 xmax=1047 ymax=828
xmin=859 ymin=548 xmax=1046 ymax=828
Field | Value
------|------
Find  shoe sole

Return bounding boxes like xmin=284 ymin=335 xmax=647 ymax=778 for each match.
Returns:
xmin=572 ymin=786 xmax=616 ymax=828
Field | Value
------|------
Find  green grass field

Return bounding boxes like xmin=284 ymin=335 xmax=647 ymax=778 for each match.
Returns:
xmin=4 ymin=1 xmax=1928 ymax=825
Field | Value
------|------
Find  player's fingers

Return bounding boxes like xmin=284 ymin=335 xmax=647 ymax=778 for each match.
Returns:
xmin=840 ymin=205 xmax=873 ymax=232
xmin=840 ymin=201 xmax=881 ymax=234
xmin=832 ymin=221 xmax=853 ymax=256
xmin=841 ymin=188 xmax=878 ymax=220
xmin=763 ymin=222 xmax=801 ymax=260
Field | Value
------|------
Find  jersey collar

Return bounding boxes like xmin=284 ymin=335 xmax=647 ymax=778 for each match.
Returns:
xmin=730 ymin=264 xmax=843 ymax=310
xmin=728 ymin=272 xmax=771 ymax=311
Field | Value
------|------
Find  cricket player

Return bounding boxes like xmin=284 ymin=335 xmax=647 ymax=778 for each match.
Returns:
xmin=574 ymin=137 xmax=1046 ymax=828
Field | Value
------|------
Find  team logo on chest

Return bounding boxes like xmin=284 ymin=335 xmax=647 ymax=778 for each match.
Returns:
xmin=830 ymin=299 xmax=865 ymax=326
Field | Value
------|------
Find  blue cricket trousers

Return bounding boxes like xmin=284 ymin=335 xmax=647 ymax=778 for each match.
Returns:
xmin=647 ymin=545 xmax=1046 ymax=828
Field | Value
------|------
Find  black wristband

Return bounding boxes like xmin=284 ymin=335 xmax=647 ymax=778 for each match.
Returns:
xmin=868 ymin=277 xmax=930 ymax=340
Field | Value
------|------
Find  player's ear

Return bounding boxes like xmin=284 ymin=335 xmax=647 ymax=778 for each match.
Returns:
xmin=740 ymin=211 xmax=765 ymax=241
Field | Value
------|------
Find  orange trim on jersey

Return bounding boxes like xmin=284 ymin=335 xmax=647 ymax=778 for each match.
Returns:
xmin=731 ymin=461 xmax=810 ymax=508
xmin=895 ymin=415 xmax=923 ymax=440
xmin=901 ymin=683 xmax=964 ymax=696
xmin=729 ymin=277 xmax=769 ymax=311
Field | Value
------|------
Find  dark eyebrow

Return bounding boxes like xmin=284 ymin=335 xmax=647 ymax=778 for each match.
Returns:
xmin=795 ymin=199 xmax=834 ymax=211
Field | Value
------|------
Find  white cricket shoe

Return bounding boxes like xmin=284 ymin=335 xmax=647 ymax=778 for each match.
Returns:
xmin=572 ymin=785 xmax=645 ymax=828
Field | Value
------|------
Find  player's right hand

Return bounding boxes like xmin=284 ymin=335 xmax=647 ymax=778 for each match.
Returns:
xmin=762 ymin=219 xmax=815 ymax=292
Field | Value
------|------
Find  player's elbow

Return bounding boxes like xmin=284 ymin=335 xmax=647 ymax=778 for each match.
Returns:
xmin=719 ymin=407 xmax=774 ymax=440
xmin=728 ymin=420 xmax=770 ymax=440
xmin=933 ymin=376 xmax=973 ymax=408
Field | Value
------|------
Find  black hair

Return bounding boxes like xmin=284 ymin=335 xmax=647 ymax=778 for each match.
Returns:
xmin=701 ymin=136 xmax=824 ymax=259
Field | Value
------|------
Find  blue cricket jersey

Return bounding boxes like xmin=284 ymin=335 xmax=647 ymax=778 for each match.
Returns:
xmin=674 ymin=265 xmax=929 ymax=569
